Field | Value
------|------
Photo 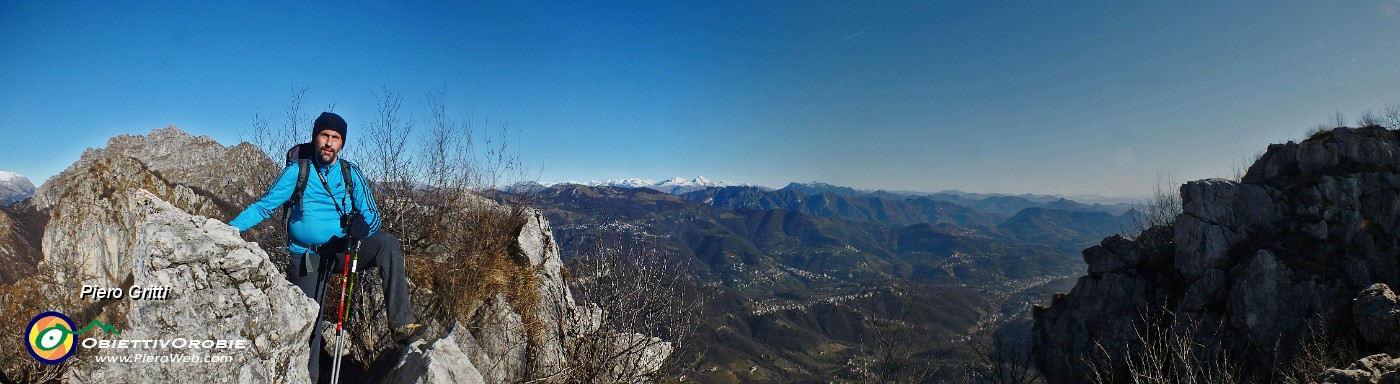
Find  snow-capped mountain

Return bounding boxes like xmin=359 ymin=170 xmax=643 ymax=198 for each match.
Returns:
xmin=584 ymin=178 xmax=661 ymax=189
xmin=539 ymin=176 xmax=759 ymax=195
xmin=650 ymin=176 xmax=741 ymax=194
xmin=0 ymin=170 xmax=36 ymax=205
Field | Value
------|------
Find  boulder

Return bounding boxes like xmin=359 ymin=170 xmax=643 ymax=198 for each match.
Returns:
xmin=383 ymin=325 xmax=485 ymax=384
xmin=64 ymin=189 xmax=316 ymax=384
xmin=1353 ymin=283 xmax=1400 ymax=350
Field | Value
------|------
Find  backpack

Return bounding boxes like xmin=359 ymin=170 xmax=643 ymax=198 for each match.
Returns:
xmin=283 ymin=143 xmax=358 ymax=223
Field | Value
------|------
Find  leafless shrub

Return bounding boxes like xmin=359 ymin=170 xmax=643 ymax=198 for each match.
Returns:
xmin=0 ymin=276 xmax=70 ymax=383
xmin=0 ymin=249 xmax=101 ymax=382
xmin=1354 ymin=104 xmax=1400 ymax=129
xmin=1357 ymin=109 xmax=1383 ymax=127
xmin=1230 ymin=149 xmax=1266 ymax=181
xmin=965 ymin=331 xmax=1043 ymax=384
xmin=1305 ymin=111 xmax=1348 ymax=141
xmin=246 ymin=86 xmax=311 ymax=162
xmin=562 ymin=237 xmax=706 ymax=383
xmin=1125 ymin=172 xmax=1181 ymax=240
xmin=358 ymin=88 xmax=417 ymax=243
xmin=1382 ymin=104 xmax=1400 ymax=129
xmin=1085 ymin=306 xmax=1241 ymax=384
xmin=246 ymin=110 xmax=273 ymax=158
xmin=858 ymin=309 xmax=944 ymax=383
xmin=353 ymin=88 xmax=545 ymax=340
xmin=1278 ymin=315 xmax=1362 ymax=384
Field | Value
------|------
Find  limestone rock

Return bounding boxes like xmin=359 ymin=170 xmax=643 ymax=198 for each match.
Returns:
xmin=1354 ymin=283 xmax=1400 ymax=350
xmin=64 ymin=189 xmax=316 ymax=384
xmin=1181 ymin=267 xmax=1227 ymax=311
xmin=32 ymin=126 xmax=276 ymax=288
xmin=384 ymin=325 xmax=486 ymax=384
xmin=1035 ymin=126 xmax=1400 ymax=383
xmin=1032 ymin=272 xmax=1152 ymax=383
xmin=1316 ymin=354 xmax=1400 ymax=384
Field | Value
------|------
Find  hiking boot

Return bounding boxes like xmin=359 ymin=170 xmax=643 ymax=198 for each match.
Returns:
xmin=393 ymin=323 xmax=424 ymax=344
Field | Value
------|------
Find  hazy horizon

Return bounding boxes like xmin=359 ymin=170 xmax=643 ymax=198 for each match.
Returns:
xmin=5 ymin=1 xmax=1400 ymax=198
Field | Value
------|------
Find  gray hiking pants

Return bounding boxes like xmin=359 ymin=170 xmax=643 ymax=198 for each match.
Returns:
xmin=288 ymin=231 xmax=414 ymax=382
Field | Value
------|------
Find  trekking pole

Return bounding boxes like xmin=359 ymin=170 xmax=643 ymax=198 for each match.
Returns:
xmin=329 ymin=238 xmax=361 ymax=384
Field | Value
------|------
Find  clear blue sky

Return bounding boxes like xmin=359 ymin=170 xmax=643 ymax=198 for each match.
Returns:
xmin=4 ymin=1 xmax=1400 ymax=198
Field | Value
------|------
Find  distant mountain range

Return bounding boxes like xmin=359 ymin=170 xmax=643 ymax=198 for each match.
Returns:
xmin=785 ymin=181 xmax=1143 ymax=204
xmin=519 ymin=179 xmax=1132 ymax=381
xmin=0 ymin=171 xmax=35 ymax=205
xmin=681 ymin=186 xmax=1001 ymax=228
xmin=517 ymin=178 xmax=1142 ymax=215
xmin=781 ymin=181 xmax=1139 ymax=215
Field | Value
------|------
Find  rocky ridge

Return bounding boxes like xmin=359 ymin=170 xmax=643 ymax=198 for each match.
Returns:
xmin=31 ymin=126 xmax=276 ymax=288
xmin=1033 ymin=126 xmax=1400 ymax=382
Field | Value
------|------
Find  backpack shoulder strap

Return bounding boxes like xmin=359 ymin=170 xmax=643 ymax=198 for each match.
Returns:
xmin=340 ymin=160 xmax=358 ymax=214
xmin=283 ymin=142 xmax=314 ymax=209
xmin=281 ymin=159 xmax=312 ymax=232
xmin=294 ymin=158 xmax=311 ymax=211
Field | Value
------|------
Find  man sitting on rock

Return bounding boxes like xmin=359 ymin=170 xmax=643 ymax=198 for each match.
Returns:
xmin=228 ymin=112 xmax=420 ymax=380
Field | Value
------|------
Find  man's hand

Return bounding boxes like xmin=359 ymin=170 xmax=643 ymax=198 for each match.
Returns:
xmin=346 ymin=213 xmax=371 ymax=239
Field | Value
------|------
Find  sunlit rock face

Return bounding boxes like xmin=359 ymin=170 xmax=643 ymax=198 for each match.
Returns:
xmin=64 ymin=189 xmax=317 ymax=384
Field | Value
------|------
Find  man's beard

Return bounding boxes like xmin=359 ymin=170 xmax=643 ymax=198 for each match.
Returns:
xmin=319 ymin=147 xmax=337 ymax=164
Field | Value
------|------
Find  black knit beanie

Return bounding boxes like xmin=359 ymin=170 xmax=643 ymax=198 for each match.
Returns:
xmin=312 ymin=112 xmax=347 ymax=141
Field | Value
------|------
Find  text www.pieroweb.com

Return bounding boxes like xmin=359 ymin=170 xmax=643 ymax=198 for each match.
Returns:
xmin=92 ymin=353 xmax=234 ymax=364
xmin=82 ymin=337 xmax=248 ymax=364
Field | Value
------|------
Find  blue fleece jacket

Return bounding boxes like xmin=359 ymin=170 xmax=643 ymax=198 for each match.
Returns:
xmin=229 ymin=158 xmax=380 ymax=255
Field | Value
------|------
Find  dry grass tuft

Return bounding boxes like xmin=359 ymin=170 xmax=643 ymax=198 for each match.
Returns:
xmin=400 ymin=192 xmax=543 ymax=340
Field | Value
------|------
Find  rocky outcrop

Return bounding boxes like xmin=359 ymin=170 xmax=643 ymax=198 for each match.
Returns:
xmin=449 ymin=206 xmax=676 ymax=383
xmin=333 ymin=198 xmax=674 ymax=383
xmin=65 ymin=189 xmax=316 ymax=384
xmin=31 ymin=126 xmax=277 ymax=287
xmin=1034 ymin=126 xmax=1400 ymax=382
